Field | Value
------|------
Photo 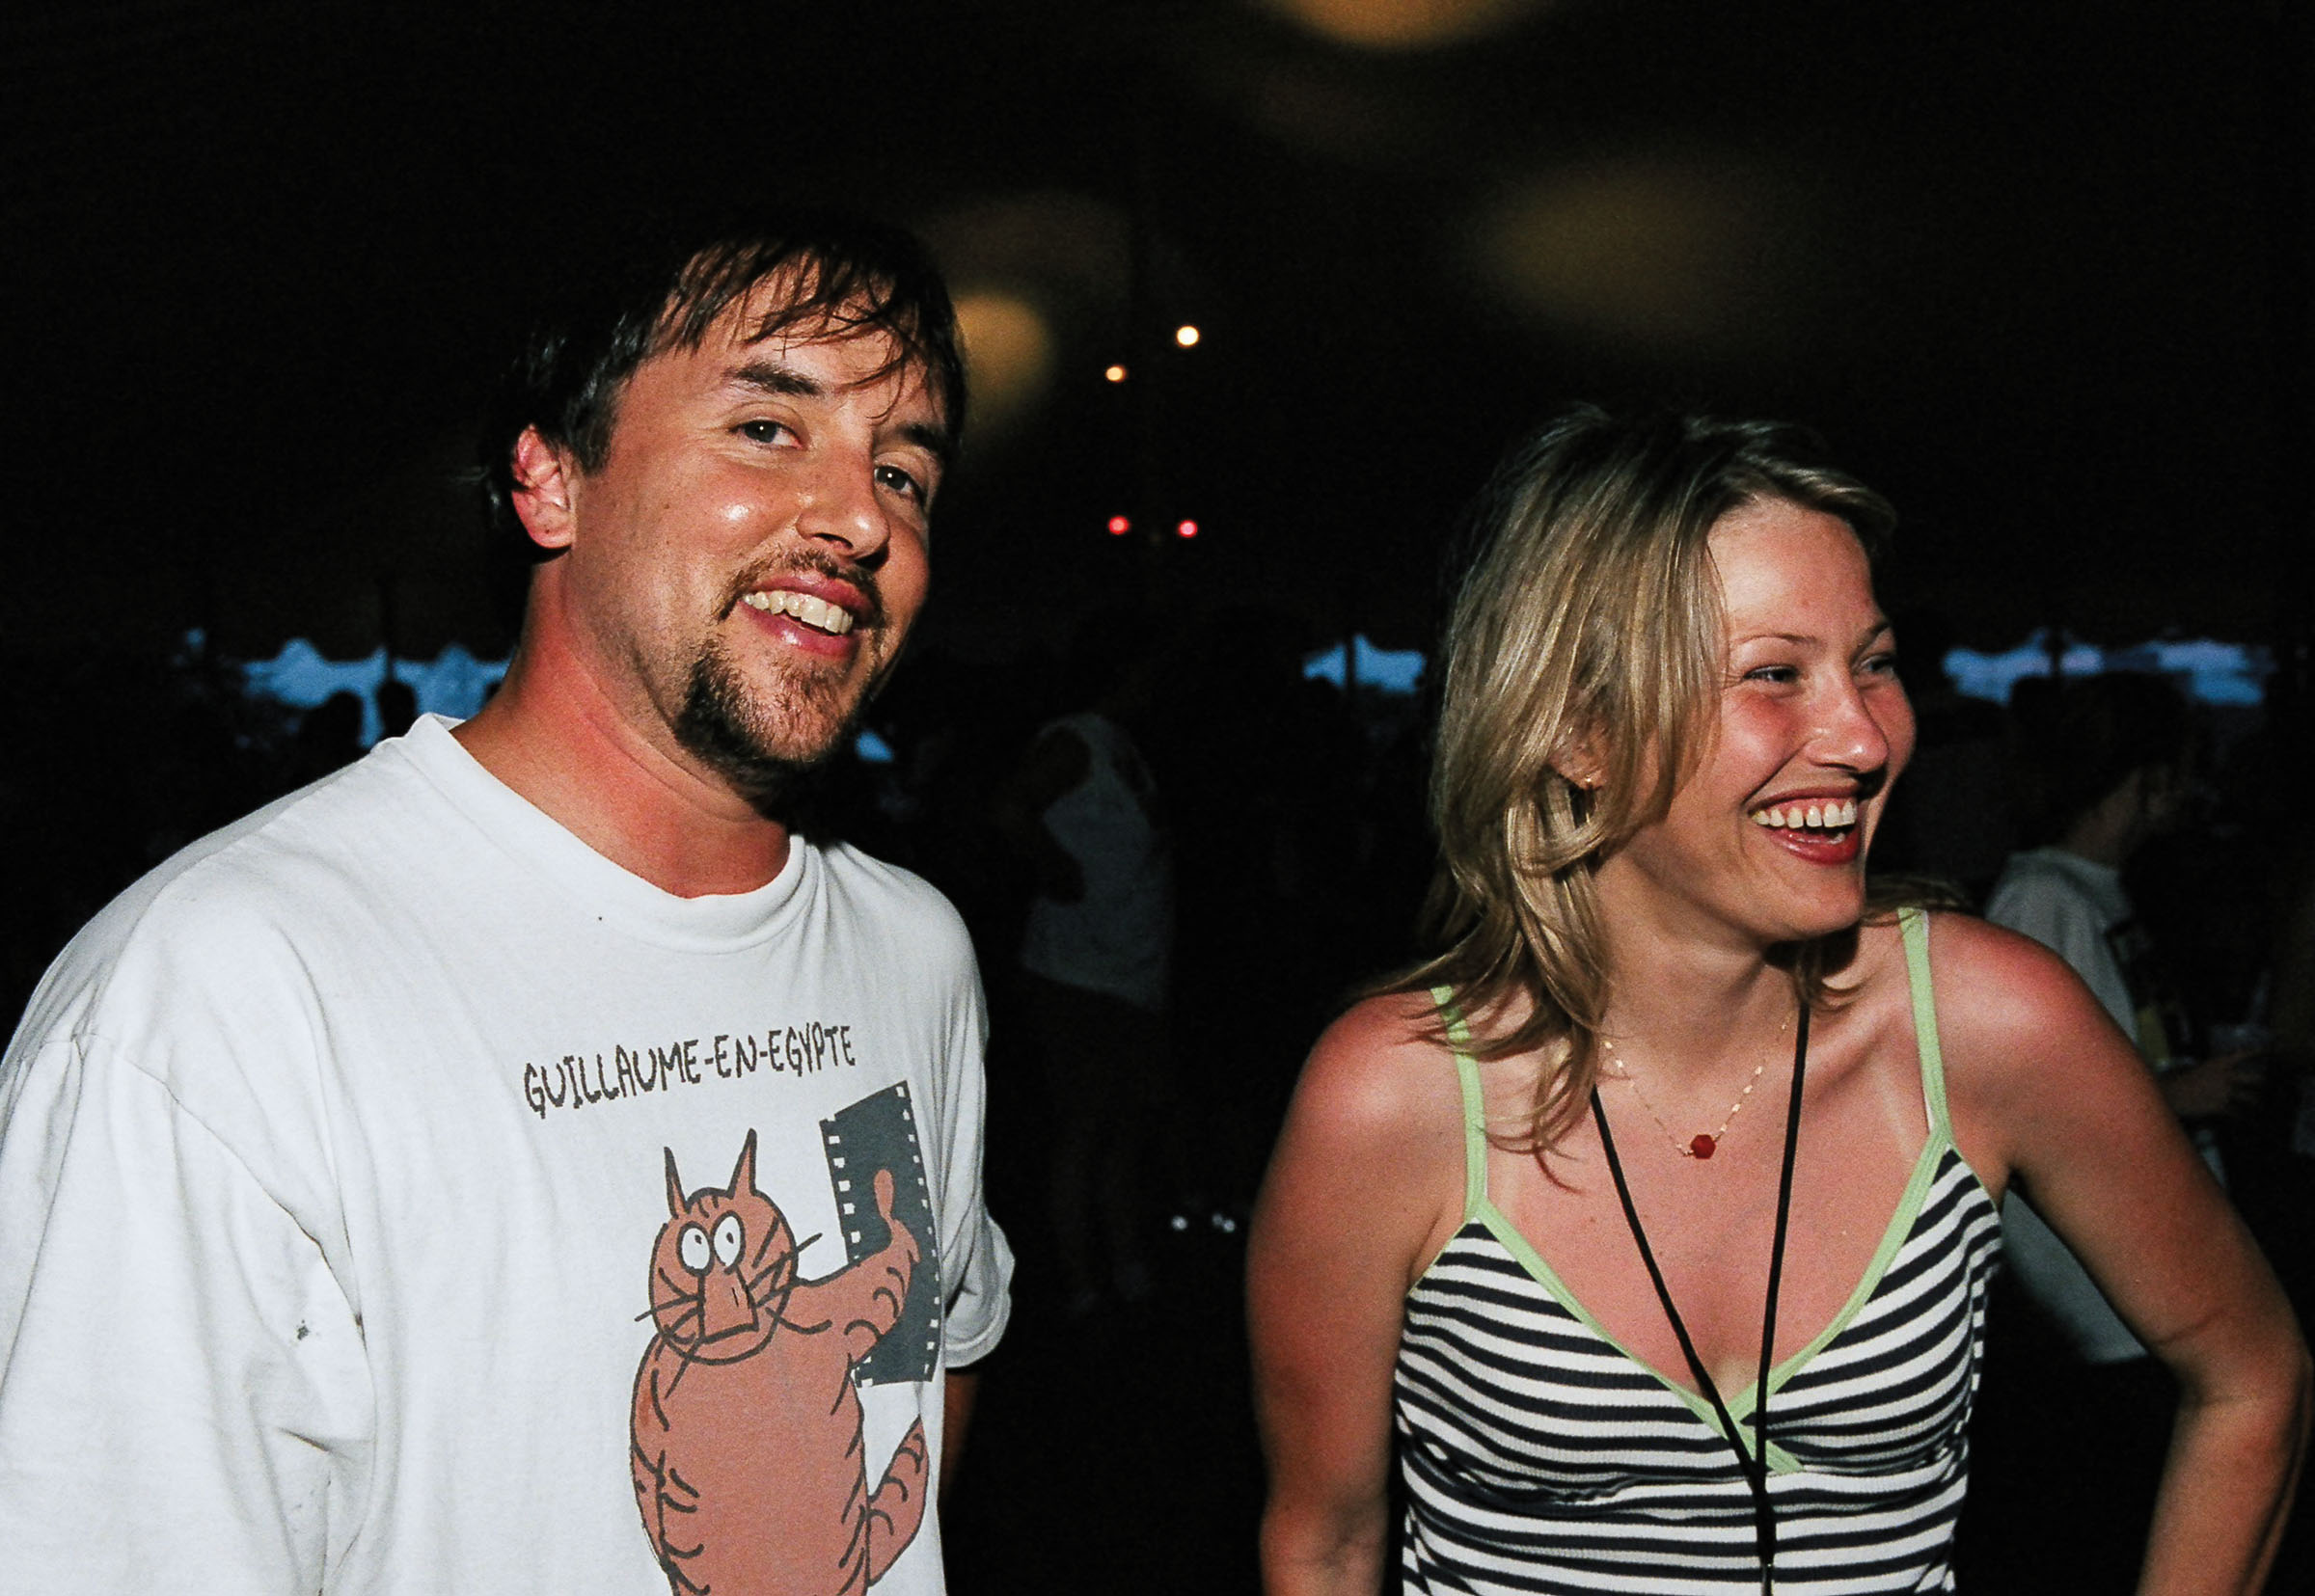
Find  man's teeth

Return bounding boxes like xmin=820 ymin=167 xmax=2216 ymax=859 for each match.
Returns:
xmin=740 ymin=589 xmax=856 ymax=636
xmin=1750 ymin=799 xmax=1858 ymax=830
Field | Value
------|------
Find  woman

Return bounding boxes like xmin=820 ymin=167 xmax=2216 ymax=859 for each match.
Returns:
xmin=1247 ymin=410 xmax=2307 ymax=1594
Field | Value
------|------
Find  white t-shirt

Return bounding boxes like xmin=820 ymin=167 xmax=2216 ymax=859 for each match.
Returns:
xmin=1018 ymin=713 xmax=1173 ymax=1013
xmin=1985 ymin=846 xmax=2164 ymax=1364
xmin=0 ymin=716 xmax=1011 ymax=1592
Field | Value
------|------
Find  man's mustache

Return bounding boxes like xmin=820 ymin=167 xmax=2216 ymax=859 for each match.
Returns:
xmin=722 ymin=553 xmax=887 ymax=632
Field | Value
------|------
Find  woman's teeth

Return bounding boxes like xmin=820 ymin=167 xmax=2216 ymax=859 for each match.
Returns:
xmin=1750 ymin=799 xmax=1858 ymax=830
xmin=741 ymin=589 xmax=856 ymax=636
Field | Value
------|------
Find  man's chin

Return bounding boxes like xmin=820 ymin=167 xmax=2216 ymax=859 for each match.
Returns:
xmin=675 ymin=652 xmax=867 ymax=813
xmin=684 ymin=715 xmax=858 ymax=803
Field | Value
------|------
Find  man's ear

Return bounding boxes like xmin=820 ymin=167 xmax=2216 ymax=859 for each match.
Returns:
xmin=510 ymin=427 xmax=579 ymax=553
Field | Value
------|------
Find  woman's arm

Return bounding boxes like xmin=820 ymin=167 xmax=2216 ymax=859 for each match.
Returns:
xmin=1247 ymin=997 xmax=1467 ymax=1596
xmin=1938 ymin=915 xmax=2311 ymax=1594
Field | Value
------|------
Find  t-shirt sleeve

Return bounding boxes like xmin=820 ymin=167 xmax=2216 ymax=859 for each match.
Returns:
xmin=929 ymin=960 xmax=1012 ymax=1368
xmin=0 ymin=1034 xmax=372 ymax=1589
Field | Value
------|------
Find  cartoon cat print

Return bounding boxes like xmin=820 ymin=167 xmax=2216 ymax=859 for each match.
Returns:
xmin=631 ymin=1130 xmax=929 ymax=1596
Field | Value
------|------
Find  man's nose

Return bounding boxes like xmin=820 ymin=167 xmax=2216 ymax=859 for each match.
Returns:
xmin=792 ymin=450 xmax=889 ymax=563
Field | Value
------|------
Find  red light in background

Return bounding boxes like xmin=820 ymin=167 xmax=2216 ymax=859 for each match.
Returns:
xmin=1176 ymin=520 xmax=1198 ymax=539
xmin=1107 ymin=515 xmax=1130 ymax=535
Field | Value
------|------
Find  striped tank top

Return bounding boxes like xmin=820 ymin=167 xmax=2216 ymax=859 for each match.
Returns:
xmin=1396 ymin=908 xmax=2003 ymax=1593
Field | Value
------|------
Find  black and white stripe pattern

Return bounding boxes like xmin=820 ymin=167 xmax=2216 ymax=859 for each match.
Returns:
xmin=1396 ymin=1149 xmax=2002 ymax=1593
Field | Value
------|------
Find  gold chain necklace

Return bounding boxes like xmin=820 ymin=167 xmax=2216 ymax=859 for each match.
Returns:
xmin=1599 ymin=1007 xmax=1794 ymax=1161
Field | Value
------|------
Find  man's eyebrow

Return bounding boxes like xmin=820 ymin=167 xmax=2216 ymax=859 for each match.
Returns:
xmin=726 ymin=360 xmax=825 ymax=399
xmin=898 ymin=419 xmax=956 ymax=468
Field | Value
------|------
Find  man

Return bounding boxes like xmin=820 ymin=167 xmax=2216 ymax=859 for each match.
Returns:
xmin=996 ymin=612 xmax=1176 ymax=1313
xmin=1970 ymin=670 xmax=2251 ymax=1592
xmin=0 ymin=211 xmax=1011 ymax=1593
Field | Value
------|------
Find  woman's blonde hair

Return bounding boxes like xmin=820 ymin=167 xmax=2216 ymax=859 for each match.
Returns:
xmin=1403 ymin=407 xmax=1899 ymax=1154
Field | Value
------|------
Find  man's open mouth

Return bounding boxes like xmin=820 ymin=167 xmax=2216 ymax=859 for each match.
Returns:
xmin=741 ymin=588 xmax=857 ymax=636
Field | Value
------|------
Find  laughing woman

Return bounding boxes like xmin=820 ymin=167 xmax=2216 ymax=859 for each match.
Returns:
xmin=1247 ymin=410 xmax=2307 ymax=1595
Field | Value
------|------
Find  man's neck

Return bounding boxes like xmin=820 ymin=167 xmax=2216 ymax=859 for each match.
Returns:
xmin=453 ymin=632 xmax=792 ymax=900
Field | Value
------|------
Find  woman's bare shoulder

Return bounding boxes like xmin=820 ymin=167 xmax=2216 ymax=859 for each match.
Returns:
xmin=1919 ymin=908 xmax=2111 ymax=1058
xmin=1914 ymin=909 xmax=2142 ymax=1152
xmin=1255 ymin=990 xmax=1472 ymax=1290
xmin=1293 ymin=989 xmax=1466 ymax=1148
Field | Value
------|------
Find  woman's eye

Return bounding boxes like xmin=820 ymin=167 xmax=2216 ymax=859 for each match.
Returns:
xmin=1744 ymin=664 xmax=1800 ymax=685
xmin=1860 ymin=652 xmax=1900 ymax=678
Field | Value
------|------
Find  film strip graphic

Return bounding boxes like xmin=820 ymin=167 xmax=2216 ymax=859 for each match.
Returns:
xmin=821 ymin=1082 xmax=941 ymax=1385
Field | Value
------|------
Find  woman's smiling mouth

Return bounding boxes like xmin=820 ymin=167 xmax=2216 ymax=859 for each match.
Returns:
xmin=1748 ymin=798 xmax=1858 ymax=831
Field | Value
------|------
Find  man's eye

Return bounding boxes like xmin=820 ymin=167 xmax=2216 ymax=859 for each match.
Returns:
xmin=875 ymin=463 xmax=927 ymax=502
xmin=737 ymin=419 xmax=794 ymax=444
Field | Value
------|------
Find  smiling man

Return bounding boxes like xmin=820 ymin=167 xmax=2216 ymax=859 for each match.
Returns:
xmin=0 ymin=212 xmax=1012 ymax=1594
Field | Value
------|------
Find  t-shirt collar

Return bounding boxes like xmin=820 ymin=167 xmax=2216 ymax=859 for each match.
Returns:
xmin=392 ymin=714 xmax=811 ymax=950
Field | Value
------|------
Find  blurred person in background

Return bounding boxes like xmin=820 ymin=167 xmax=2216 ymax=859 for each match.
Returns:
xmin=1987 ymin=672 xmax=2251 ymax=1128
xmin=1970 ymin=671 xmax=2273 ymax=1590
xmin=997 ymin=612 xmax=1177 ymax=1312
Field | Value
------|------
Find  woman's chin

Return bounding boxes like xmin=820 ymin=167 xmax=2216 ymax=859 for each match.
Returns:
xmin=1762 ymin=882 xmax=1870 ymax=946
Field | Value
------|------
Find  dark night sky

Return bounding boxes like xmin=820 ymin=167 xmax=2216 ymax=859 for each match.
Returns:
xmin=3 ymin=0 xmax=2306 ymax=663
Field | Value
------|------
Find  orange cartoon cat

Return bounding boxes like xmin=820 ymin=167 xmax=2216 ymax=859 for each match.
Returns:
xmin=631 ymin=1129 xmax=928 ymax=1596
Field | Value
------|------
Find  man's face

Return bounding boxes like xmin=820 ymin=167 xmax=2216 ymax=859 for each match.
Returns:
xmin=526 ymin=283 xmax=947 ymax=798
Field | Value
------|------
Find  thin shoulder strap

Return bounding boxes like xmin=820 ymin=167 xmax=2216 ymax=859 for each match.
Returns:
xmin=1897 ymin=907 xmax=1953 ymax=1140
xmin=1430 ymin=985 xmax=1490 ymax=1213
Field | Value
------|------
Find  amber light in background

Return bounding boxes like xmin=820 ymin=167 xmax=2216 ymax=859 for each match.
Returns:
xmin=1260 ymin=0 xmax=1545 ymax=50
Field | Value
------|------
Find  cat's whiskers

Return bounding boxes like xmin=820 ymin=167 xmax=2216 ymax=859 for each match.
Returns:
xmin=740 ymin=1223 xmax=792 ymax=1281
xmin=745 ymin=1249 xmax=801 ymax=1304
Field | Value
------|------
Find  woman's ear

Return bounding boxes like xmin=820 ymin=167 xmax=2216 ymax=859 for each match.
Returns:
xmin=1553 ymin=731 xmax=1606 ymax=792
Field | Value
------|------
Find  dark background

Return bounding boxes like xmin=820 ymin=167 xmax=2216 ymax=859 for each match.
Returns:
xmin=5 ymin=3 xmax=2310 ymax=1591
xmin=5 ymin=0 xmax=2307 ymax=663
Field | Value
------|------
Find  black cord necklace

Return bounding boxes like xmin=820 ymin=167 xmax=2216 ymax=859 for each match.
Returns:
xmin=1590 ymin=998 xmax=1810 ymax=1595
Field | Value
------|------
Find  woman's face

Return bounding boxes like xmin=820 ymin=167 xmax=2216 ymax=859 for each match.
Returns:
xmin=1596 ymin=497 xmax=1915 ymax=952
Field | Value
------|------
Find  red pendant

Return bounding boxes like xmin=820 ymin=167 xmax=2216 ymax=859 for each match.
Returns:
xmin=1689 ymin=1134 xmax=1718 ymax=1159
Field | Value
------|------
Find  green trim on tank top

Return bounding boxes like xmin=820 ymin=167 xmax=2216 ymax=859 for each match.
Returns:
xmin=1420 ymin=906 xmax=1965 ymax=1474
